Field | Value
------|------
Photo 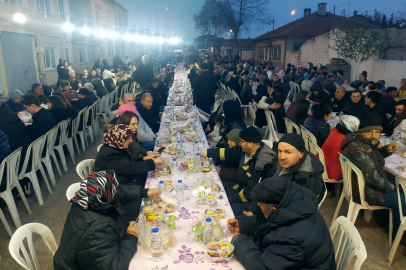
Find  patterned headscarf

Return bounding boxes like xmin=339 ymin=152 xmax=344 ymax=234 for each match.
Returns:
xmin=339 ymin=115 xmax=360 ymax=132
xmin=70 ymin=170 xmax=119 ymax=209
xmin=104 ymin=124 xmax=133 ymax=149
xmin=63 ymin=90 xmax=79 ymax=100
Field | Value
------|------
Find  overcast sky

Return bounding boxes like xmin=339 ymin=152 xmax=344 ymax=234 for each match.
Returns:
xmin=119 ymin=0 xmax=403 ymax=44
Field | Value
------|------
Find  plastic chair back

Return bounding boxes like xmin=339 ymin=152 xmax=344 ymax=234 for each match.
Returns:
xmin=330 ymin=216 xmax=367 ymax=270
xmin=1 ymin=147 xmax=22 ymax=191
xmin=44 ymin=126 xmax=58 ymax=156
xmin=284 ymin=118 xmax=301 ymax=134
xmin=9 ymin=223 xmax=58 ymax=270
xmin=395 ymin=177 xmax=406 ymax=223
xmin=265 ymin=110 xmax=279 ymax=144
xmin=66 ymin=182 xmax=81 ymax=201
xmin=19 ymin=135 xmax=47 ymax=179
xmin=97 ymin=144 xmax=103 ymax=152
xmin=76 ymin=159 xmax=95 ymax=179
xmin=212 ymin=99 xmax=222 ymax=113
xmin=308 ymin=139 xmax=329 ymax=181
xmin=318 ymin=186 xmax=327 ymax=209
xmin=85 ymin=105 xmax=94 ymax=128
xmin=75 ymin=108 xmax=87 ymax=133
xmin=249 ymin=105 xmax=256 ymax=127
xmin=57 ymin=119 xmax=69 ymax=146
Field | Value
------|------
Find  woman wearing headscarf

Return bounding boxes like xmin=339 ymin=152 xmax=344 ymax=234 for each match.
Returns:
xmin=5 ymin=89 xmax=24 ymax=112
xmin=216 ymin=100 xmax=247 ymax=147
xmin=301 ymin=73 xmax=314 ymax=92
xmin=240 ymin=78 xmax=254 ymax=105
xmin=103 ymin=78 xmax=116 ymax=93
xmin=91 ymin=78 xmax=109 ymax=98
xmin=94 ymin=124 xmax=163 ymax=186
xmin=309 ymin=81 xmax=331 ymax=105
xmin=322 ymin=115 xmax=360 ymax=180
xmin=280 ymin=75 xmax=292 ymax=104
xmin=53 ymin=170 xmax=162 ymax=270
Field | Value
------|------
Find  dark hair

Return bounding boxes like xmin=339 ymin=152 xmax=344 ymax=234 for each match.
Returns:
xmin=75 ymin=79 xmax=83 ymax=88
xmin=386 ymin=86 xmax=398 ymax=94
xmin=271 ymin=88 xmax=281 ymax=99
xmin=233 ymin=71 xmax=239 ymax=75
xmin=215 ymin=115 xmax=224 ymax=123
xmin=395 ymin=100 xmax=406 ymax=127
xmin=48 ymin=96 xmax=67 ymax=109
xmin=22 ymin=94 xmax=40 ymax=107
xmin=287 ymin=63 xmax=291 ymax=67
xmin=60 ymin=80 xmax=70 ymax=88
xmin=328 ymin=73 xmax=336 ymax=80
xmin=117 ymin=111 xmax=139 ymax=126
xmin=312 ymin=67 xmax=318 ymax=72
xmin=360 ymin=71 xmax=368 ymax=78
xmin=273 ymin=86 xmax=283 ymax=94
xmin=367 ymin=81 xmax=374 ymax=86
xmin=53 ymin=92 xmax=72 ymax=107
xmin=366 ymin=91 xmax=381 ymax=104
xmin=78 ymin=88 xmax=91 ymax=97
xmin=312 ymin=103 xmax=332 ymax=120
xmin=351 ymin=90 xmax=362 ymax=96
xmin=291 ymin=99 xmax=310 ymax=126
xmin=369 ymin=83 xmax=381 ymax=91
xmin=31 ymin=83 xmax=41 ymax=92
xmin=150 ymin=78 xmax=160 ymax=84
xmin=337 ymin=69 xmax=344 ymax=76
xmin=378 ymin=80 xmax=385 ymax=86
xmin=296 ymin=90 xmax=309 ymax=101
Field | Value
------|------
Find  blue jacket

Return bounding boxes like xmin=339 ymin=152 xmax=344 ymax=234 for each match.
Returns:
xmin=5 ymin=99 xmax=24 ymax=112
xmin=304 ymin=116 xmax=330 ymax=147
xmin=0 ymin=129 xmax=11 ymax=164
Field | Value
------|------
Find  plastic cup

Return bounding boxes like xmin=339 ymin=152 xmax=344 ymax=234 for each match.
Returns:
xmin=193 ymin=225 xmax=204 ymax=243
xmin=166 ymin=215 xmax=176 ymax=230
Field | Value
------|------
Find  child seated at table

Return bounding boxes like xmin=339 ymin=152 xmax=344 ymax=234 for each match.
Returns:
xmin=207 ymin=115 xmax=224 ymax=146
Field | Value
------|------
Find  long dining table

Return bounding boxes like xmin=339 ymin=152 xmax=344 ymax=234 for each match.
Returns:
xmin=128 ymin=69 xmax=244 ymax=270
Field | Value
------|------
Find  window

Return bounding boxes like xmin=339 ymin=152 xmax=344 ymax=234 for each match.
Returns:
xmin=36 ymin=0 xmax=51 ymax=14
xmin=64 ymin=48 xmax=70 ymax=62
xmin=293 ymin=43 xmax=301 ymax=52
xmin=3 ymin=0 xmax=23 ymax=7
xmin=259 ymin=47 xmax=271 ymax=60
xmin=58 ymin=0 xmax=65 ymax=20
xmin=88 ymin=47 xmax=96 ymax=62
xmin=95 ymin=4 xmax=103 ymax=23
xmin=79 ymin=48 xmax=87 ymax=64
xmin=226 ymin=49 xmax=233 ymax=56
xmin=107 ymin=11 xmax=113 ymax=24
xmin=43 ymin=48 xmax=56 ymax=70
xmin=272 ymin=46 xmax=281 ymax=61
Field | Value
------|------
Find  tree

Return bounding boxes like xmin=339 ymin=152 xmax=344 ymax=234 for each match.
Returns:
xmin=329 ymin=27 xmax=382 ymax=81
xmin=381 ymin=14 xmax=388 ymax=28
xmin=193 ymin=0 xmax=224 ymax=37
xmin=341 ymin=9 xmax=346 ymax=17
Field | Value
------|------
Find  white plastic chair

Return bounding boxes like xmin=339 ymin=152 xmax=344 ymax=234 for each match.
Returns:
xmin=289 ymin=81 xmax=300 ymax=101
xmin=196 ymin=107 xmax=210 ymax=122
xmin=330 ymin=216 xmax=367 ymax=270
xmin=333 ymin=153 xmax=393 ymax=245
xmin=0 ymin=148 xmax=32 ymax=228
xmin=300 ymin=125 xmax=317 ymax=152
xmin=41 ymin=126 xmax=62 ymax=187
xmin=97 ymin=144 xmax=103 ymax=152
xmin=231 ymin=90 xmax=250 ymax=117
xmin=387 ymin=176 xmax=406 ymax=266
xmin=249 ymin=105 xmax=256 ymax=127
xmin=76 ymin=159 xmax=95 ymax=180
xmin=9 ymin=223 xmax=58 ymax=270
xmin=212 ymin=99 xmax=222 ymax=113
xmin=66 ymin=182 xmax=81 ymax=201
xmin=84 ymin=105 xmax=96 ymax=145
xmin=265 ymin=110 xmax=283 ymax=144
xmin=18 ymin=135 xmax=53 ymax=205
xmin=97 ymin=96 xmax=110 ymax=125
xmin=318 ymin=186 xmax=328 ymax=209
xmin=91 ymin=101 xmax=100 ymax=141
xmin=74 ymin=108 xmax=87 ymax=153
xmin=284 ymin=118 xmax=301 ymax=134
xmin=53 ymin=119 xmax=75 ymax=168
xmin=0 ymin=208 xmax=13 ymax=238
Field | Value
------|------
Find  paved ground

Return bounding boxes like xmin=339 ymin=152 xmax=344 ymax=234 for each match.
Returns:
xmin=0 ymin=126 xmax=406 ymax=269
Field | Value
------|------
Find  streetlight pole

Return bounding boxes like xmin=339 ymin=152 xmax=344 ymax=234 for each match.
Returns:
xmin=289 ymin=10 xmax=295 ymax=23
xmin=156 ymin=8 xmax=168 ymax=34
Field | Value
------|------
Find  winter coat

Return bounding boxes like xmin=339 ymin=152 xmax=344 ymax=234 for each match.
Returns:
xmin=380 ymin=93 xmax=396 ymax=117
xmin=257 ymin=97 xmax=286 ymax=132
xmin=53 ymin=187 xmax=146 ymax=270
xmin=208 ymin=142 xmax=276 ymax=204
xmin=360 ymin=104 xmax=387 ymax=126
xmin=0 ymin=106 xmax=31 ymax=152
xmin=25 ymin=90 xmax=48 ymax=104
xmin=341 ymin=133 xmax=393 ymax=204
xmin=321 ymin=125 xmax=348 ymax=181
xmin=240 ymin=85 xmax=254 ymax=105
xmin=280 ymin=77 xmax=292 ymax=104
xmin=136 ymin=102 xmax=160 ymax=134
xmin=232 ymin=180 xmax=336 ymax=270
xmin=109 ymin=114 xmax=155 ymax=144
xmin=27 ymin=108 xmax=56 ymax=141
xmin=343 ymin=100 xmax=365 ymax=118
xmin=0 ymin=130 xmax=11 ymax=164
xmin=304 ymin=116 xmax=330 ymax=147
xmin=128 ymin=134 xmax=148 ymax=160
xmin=332 ymin=95 xmax=351 ymax=113
xmin=143 ymin=83 xmax=165 ymax=115
xmin=4 ymin=99 xmax=24 ymax=112
xmin=91 ymin=79 xmax=109 ymax=98
xmin=192 ymin=71 xmax=218 ymax=108
xmin=301 ymin=80 xmax=313 ymax=92
xmin=274 ymin=151 xmax=325 ymax=201
xmin=49 ymin=107 xmax=78 ymax=124
xmin=93 ymin=145 xmax=155 ymax=185
xmin=131 ymin=63 xmax=154 ymax=87
xmin=322 ymin=80 xmax=337 ymax=98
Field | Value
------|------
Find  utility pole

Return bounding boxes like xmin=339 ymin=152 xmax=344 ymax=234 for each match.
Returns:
xmin=334 ymin=5 xmax=335 ymax=15
xmin=272 ymin=18 xmax=275 ymax=32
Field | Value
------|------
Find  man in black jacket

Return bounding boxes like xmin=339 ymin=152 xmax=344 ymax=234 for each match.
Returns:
xmin=343 ymin=90 xmax=365 ymax=118
xmin=322 ymin=73 xmax=337 ymax=98
xmin=384 ymin=99 xmax=406 ymax=136
xmin=201 ymin=127 xmax=276 ymax=216
xmin=228 ymin=178 xmax=336 ymax=270
xmin=332 ymin=87 xmax=350 ymax=113
xmin=379 ymin=85 xmax=396 ymax=117
xmin=144 ymin=78 xmax=166 ymax=115
xmin=362 ymin=91 xmax=387 ymax=125
xmin=192 ymin=62 xmax=218 ymax=114
xmin=136 ymin=93 xmax=160 ymax=133
xmin=22 ymin=95 xmax=56 ymax=141
xmin=93 ymin=56 xmax=109 ymax=73
xmin=131 ymin=55 xmax=154 ymax=88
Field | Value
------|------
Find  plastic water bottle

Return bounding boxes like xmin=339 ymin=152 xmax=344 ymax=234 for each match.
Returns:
xmin=165 ymin=124 xmax=171 ymax=136
xmin=195 ymin=113 xmax=199 ymax=124
xmin=339 ymin=110 xmax=344 ymax=118
xmin=172 ymin=158 xmax=179 ymax=175
xmin=151 ymin=228 xmax=163 ymax=262
xmin=385 ymin=136 xmax=391 ymax=146
xmin=327 ymin=117 xmax=335 ymax=126
xmin=203 ymin=217 xmax=214 ymax=245
xmin=157 ymin=180 xmax=165 ymax=192
xmin=177 ymin=130 xmax=181 ymax=141
xmin=190 ymin=123 xmax=195 ymax=133
xmin=195 ymin=153 xmax=202 ymax=170
xmin=176 ymin=141 xmax=183 ymax=158
xmin=193 ymin=141 xmax=199 ymax=153
xmin=176 ymin=180 xmax=185 ymax=205
xmin=396 ymin=132 xmax=402 ymax=145
xmin=173 ymin=114 xmax=177 ymax=123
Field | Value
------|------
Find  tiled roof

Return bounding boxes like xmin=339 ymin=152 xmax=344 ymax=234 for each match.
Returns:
xmin=212 ymin=38 xmax=255 ymax=49
xmin=255 ymin=12 xmax=374 ymax=41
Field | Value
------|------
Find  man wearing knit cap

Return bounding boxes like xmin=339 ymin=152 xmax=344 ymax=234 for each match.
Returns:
xmin=341 ymin=113 xmax=406 ymax=233
xmin=228 ymin=178 xmax=336 ymax=269
xmin=201 ymin=126 xmax=276 ymax=216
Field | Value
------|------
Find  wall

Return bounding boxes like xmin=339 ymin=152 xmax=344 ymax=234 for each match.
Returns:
xmin=240 ymin=50 xmax=255 ymax=60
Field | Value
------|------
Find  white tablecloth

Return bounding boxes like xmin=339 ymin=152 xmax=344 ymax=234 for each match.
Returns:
xmin=129 ymin=93 xmax=244 ymax=269
xmin=385 ymin=153 xmax=406 ymax=177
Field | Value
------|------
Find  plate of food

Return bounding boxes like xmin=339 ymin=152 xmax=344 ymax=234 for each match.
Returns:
xmin=205 ymin=242 xmax=234 ymax=262
xmin=205 ymin=208 xmax=226 ymax=220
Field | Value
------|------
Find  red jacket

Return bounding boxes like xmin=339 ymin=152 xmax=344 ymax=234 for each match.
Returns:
xmin=321 ymin=128 xmax=344 ymax=181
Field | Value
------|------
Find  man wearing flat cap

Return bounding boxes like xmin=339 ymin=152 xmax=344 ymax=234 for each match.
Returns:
xmin=200 ymin=126 xmax=276 ymax=216
xmin=341 ymin=113 xmax=406 ymax=233
xmin=228 ymin=178 xmax=336 ymax=270
xmin=191 ymin=62 xmax=218 ymax=114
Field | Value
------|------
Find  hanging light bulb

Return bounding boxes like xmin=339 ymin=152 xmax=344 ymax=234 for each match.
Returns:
xmin=13 ymin=13 xmax=27 ymax=24
xmin=81 ymin=21 xmax=91 ymax=36
xmin=62 ymin=22 xmax=74 ymax=33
